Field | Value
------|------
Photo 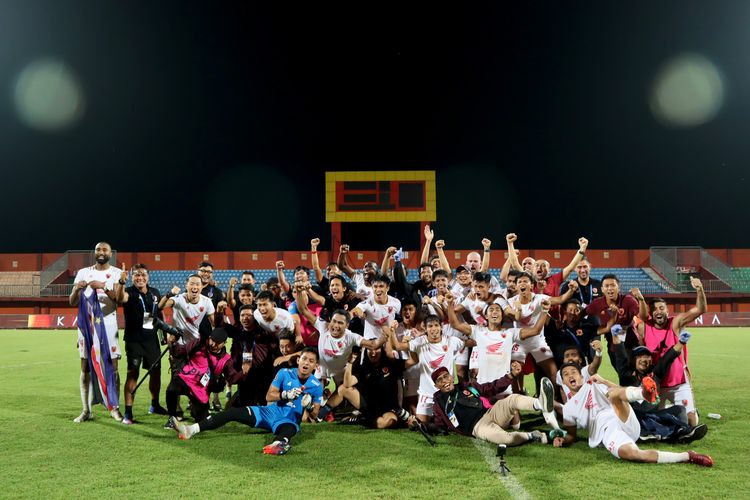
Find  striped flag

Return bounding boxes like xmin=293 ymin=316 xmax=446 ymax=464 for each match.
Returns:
xmin=77 ymin=292 xmax=119 ymax=410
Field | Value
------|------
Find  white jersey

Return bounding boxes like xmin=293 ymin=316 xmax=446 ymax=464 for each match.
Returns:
xmin=471 ymin=325 xmax=521 ymax=384
xmin=557 ymin=365 xmax=592 ymax=400
xmin=171 ymin=294 xmax=215 ymax=342
xmin=409 ymin=335 xmax=464 ymax=396
xmin=74 ymin=265 xmax=121 ymax=334
xmin=353 ymin=272 xmax=374 ymax=300
xmin=356 ymin=295 xmax=401 ymax=340
xmin=253 ymin=307 xmax=295 ymax=336
xmin=396 ymin=325 xmax=421 ymax=380
xmin=315 ymin=318 xmax=362 ymax=378
xmin=448 ymin=280 xmax=471 ymax=302
xmin=508 ymin=292 xmax=549 ymax=350
xmin=562 ymin=382 xmax=615 ymax=448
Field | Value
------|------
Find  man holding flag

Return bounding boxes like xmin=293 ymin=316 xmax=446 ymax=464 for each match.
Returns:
xmin=69 ymin=242 xmax=123 ymax=422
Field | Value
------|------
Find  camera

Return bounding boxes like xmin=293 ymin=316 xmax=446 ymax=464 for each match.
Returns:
xmin=496 ymin=444 xmax=506 ymax=459
xmin=153 ymin=317 xmax=183 ymax=344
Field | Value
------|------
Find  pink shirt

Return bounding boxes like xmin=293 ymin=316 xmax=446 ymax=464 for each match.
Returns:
xmin=644 ymin=317 xmax=687 ymax=388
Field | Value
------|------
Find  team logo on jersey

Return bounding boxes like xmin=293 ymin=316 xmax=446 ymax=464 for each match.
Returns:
xmin=501 ymin=333 xmax=506 ymax=339
xmin=275 ymin=325 xmax=280 ymax=331
xmin=106 ymin=274 xmax=111 ymax=279
xmin=200 ymin=306 xmax=204 ymax=312
xmin=388 ymin=307 xmax=393 ymax=313
xmin=618 ymin=308 xmax=625 ymax=317
xmin=442 ymin=345 xmax=448 ymax=352
xmin=486 ymin=342 xmax=504 ymax=353
xmin=111 ymin=346 xmax=116 ymax=352
xmin=382 ymin=367 xmax=389 ymax=376
xmin=593 ymin=288 xmax=598 ymax=293
xmin=576 ymin=329 xmax=583 ymax=336
xmin=337 ymin=341 xmax=343 ymax=348
xmin=584 ymin=391 xmax=594 ymax=409
xmin=429 ymin=355 xmax=446 ymax=369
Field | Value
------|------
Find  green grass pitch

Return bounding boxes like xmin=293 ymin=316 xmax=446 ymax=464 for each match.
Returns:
xmin=0 ymin=328 xmax=748 ymax=499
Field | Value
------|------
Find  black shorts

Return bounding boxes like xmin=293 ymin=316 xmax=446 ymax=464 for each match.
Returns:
xmin=125 ymin=338 xmax=161 ymax=372
xmin=358 ymin=393 xmax=394 ymax=427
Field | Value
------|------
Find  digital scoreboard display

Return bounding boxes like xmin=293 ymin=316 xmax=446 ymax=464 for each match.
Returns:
xmin=325 ymin=171 xmax=436 ymax=222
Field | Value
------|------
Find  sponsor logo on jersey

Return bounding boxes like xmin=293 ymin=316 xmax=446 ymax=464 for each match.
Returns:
xmin=323 ymin=348 xmax=337 ymax=357
xmin=486 ymin=342 xmax=504 ymax=353
xmin=429 ymin=355 xmax=446 ymax=369
xmin=584 ymin=390 xmax=594 ymax=410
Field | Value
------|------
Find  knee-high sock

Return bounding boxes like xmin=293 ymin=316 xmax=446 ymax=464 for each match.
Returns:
xmin=80 ymin=372 xmax=91 ymax=412
xmin=198 ymin=407 xmax=256 ymax=432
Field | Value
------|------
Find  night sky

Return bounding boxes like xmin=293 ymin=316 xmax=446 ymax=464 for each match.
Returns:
xmin=1 ymin=1 xmax=748 ymax=253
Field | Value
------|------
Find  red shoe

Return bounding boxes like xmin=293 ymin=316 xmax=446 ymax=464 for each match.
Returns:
xmin=687 ymin=450 xmax=714 ymax=467
xmin=641 ymin=377 xmax=659 ymax=404
xmin=262 ymin=440 xmax=291 ymax=455
xmin=324 ymin=410 xmax=335 ymax=422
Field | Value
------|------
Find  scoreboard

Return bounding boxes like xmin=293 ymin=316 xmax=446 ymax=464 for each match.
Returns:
xmin=325 ymin=171 xmax=436 ymax=222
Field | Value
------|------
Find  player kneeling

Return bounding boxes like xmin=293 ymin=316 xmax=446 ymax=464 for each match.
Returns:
xmin=555 ymin=362 xmax=713 ymax=466
xmin=171 ymin=347 xmax=323 ymax=456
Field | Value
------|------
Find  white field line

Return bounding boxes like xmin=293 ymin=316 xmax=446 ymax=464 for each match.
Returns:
xmin=473 ymin=439 xmax=532 ymax=500
xmin=0 ymin=361 xmax=53 ymax=369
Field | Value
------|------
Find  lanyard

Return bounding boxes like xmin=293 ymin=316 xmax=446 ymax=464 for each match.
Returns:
xmin=138 ymin=291 xmax=156 ymax=316
xmin=578 ymin=283 xmax=592 ymax=304
xmin=564 ymin=326 xmax=584 ymax=351
xmin=444 ymin=392 xmax=459 ymax=415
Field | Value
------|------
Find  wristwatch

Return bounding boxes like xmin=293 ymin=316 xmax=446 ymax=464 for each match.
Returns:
xmin=118 ymin=279 xmax=126 ymax=285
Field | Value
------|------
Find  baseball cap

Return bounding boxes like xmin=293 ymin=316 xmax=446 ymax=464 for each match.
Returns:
xmin=632 ymin=346 xmax=652 ymax=357
xmin=431 ymin=366 xmax=450 ymax=383
xmin=456 ymin=265 xmax=470 ymax=274
xmin=210 ymin=327 xmax=228 ymax=344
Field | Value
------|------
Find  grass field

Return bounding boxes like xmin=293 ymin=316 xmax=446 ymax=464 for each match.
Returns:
xmin=0 ymin=328 xmax=748 ymax=499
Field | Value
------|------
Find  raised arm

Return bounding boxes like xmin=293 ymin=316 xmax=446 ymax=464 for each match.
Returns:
xmin=276 ymin=260 xmax=290 ymax=294
xmin=381 ymin=246 xmax=397 ymax=278
xmin=588 ymin=339 xmax=603 ymax=375
xmin=226 ymin=276 xmax=238 ymax=309
xmin=550 ymin=280 xmax=579 ymax=306
xmin=294 ymin=286 xmax=319 ymax=325
xmin=420 ymin=224 xmax=434 ymax=265
xmin=386 ymin=320 xmax=410 ymax=352
xmin=480 ymin=238 xmax=491 ymax=273
xmin=434 ymin=240 xmax=451 ymax=273
xmin=673 ymin=277 xmax=707 ymax=332
xmin=360 ymin=332 xmax=388 ymax=351
xmin=115 ymin=264 xmax=129 ymax=305
xmin=518 ymin=299 xmax=551 ymax=339
xmin=630 ymin=287 xmax=648 ymax=322
xmin=444 ymin=294 xmax=472 ymax=336
xmin=561 ymin=237 xmax=589 ymax=280
xmin=157 ymin=286 xmax=180 ymax=310
xmin=310 ymin=238 xmax=324 ymax=284
xmin=336 ymin=244 xmax=356 ymax=278
xmin=342 ymin=352 xmax=359 ymax=388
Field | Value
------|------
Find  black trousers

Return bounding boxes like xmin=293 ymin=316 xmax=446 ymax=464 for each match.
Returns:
xmin=166 ymin=377 xmax=209 ymax=422
xmin=198 ymin=407 xmax=297 ymax=441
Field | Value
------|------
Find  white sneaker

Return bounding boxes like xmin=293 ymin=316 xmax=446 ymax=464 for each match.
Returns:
xmin=73 ymin=411 xmax=92 ymax=423
xmin=529 ymin=430 xmax=548 ymax=444
xmin=175 ymin=420 xmax=196 ymax=440
xmin=538 ymin=377 xmax=560 ymax=430
xmin=110 ymin=408 xmax=124 ymax=422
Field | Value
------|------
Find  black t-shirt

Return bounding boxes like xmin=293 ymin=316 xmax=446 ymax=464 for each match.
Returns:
xmin=352 ymin=356 xmax=406 ymax=414
xmin=434 ymin=389 xmax=487 ymax=435
xmin=560 ymin=278 xmax=603 ymax=308
xmin=122 ymin=285 xmax=162 ymax=343
xmin=322 ymin=293 xmax=364 ymax=333
xmin=199 ymin=284 xmax=224 ymax=338
xmin=546 ymin=316 xmax=601 ymax=364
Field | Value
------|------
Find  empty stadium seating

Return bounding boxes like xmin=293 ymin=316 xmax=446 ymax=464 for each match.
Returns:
xmin=0 ymin=272 xmax=41 ymax=297
xmin=145 ymin=267 xmax=668 ymax=295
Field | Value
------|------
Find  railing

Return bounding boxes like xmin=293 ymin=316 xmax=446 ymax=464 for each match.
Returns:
xmin=650 ymin=248 xmax=680 ymax=287
xmin=701 ymin=249 xmax=733 ymax=284
xmin=0 ymin=284 xmax=77 ymax=298
xmin=40 ymin=253 xmax=69 ymax=287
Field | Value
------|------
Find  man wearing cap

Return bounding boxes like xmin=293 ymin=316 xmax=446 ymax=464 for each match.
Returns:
xmin=428 ymin=363 xmax=560 ymax=446
xmin=163 ymin=327 xmax=250 ymax=429
xmin=612 ymin=329 xmax=707 ymax=443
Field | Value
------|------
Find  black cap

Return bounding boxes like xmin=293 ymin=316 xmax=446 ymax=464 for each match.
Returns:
xmin=456 ymin=265 xmax=470 ymax=274
xmin=632 ymin=346 xmax=652 ymax=357
xmin=210 ymin=328 xmax=228 ymax=344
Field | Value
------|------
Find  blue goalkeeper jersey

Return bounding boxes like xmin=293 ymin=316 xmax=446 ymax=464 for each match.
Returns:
xmin=271 ymin=368 xmax=324 ymax=421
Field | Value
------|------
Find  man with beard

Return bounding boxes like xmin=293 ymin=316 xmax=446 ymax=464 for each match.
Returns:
xmin=115 ymin=264 xmax=166 ymax=424
xmin=338 ymin=244 xmax=379 ymax=300
xmin=532 ymin=237 xmax=589 ymax=298
xmin=69 ymin=242 xmax=124 ymax=422
xmin=640 ymin=277 xmax=706 ymax=427
xmin=560 ymin=259 xmax=603 ymax=308
xmin=319 ymin=274 xmax=364 ymax=333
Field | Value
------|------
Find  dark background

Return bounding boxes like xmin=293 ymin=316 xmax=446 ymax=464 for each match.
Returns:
xmin=1 ymin=2 xmax=747 ymax=252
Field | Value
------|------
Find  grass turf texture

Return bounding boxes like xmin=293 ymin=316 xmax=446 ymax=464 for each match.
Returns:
xmin=0 ymin=328 xmax=748 ymax=499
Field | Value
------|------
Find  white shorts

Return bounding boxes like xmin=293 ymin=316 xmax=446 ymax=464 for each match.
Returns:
xmin=468 ymin=349 xmax=479 ymax=370
xmin=601 ymin=409 xmax=641 ymax=459
xmin=77 ymin=317 xmax=121 ymax=360
xmin=512 ymin=342 xmax=553 ymax=363
xmin=404 ymin=376 xmax=420 ymax=398
xmin=416 ymin=393 xmax=434 ymax=416
xmin=658 ymin=382 xmax=696 ymax=414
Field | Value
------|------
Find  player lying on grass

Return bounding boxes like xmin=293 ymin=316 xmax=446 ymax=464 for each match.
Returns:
xmin=428 ymin=363 xmax=560 ymax=446
xmin=172 ymin=347 xmax=323 ymax=456
xmin=554 ymin=363 xmax=713 ymax=467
